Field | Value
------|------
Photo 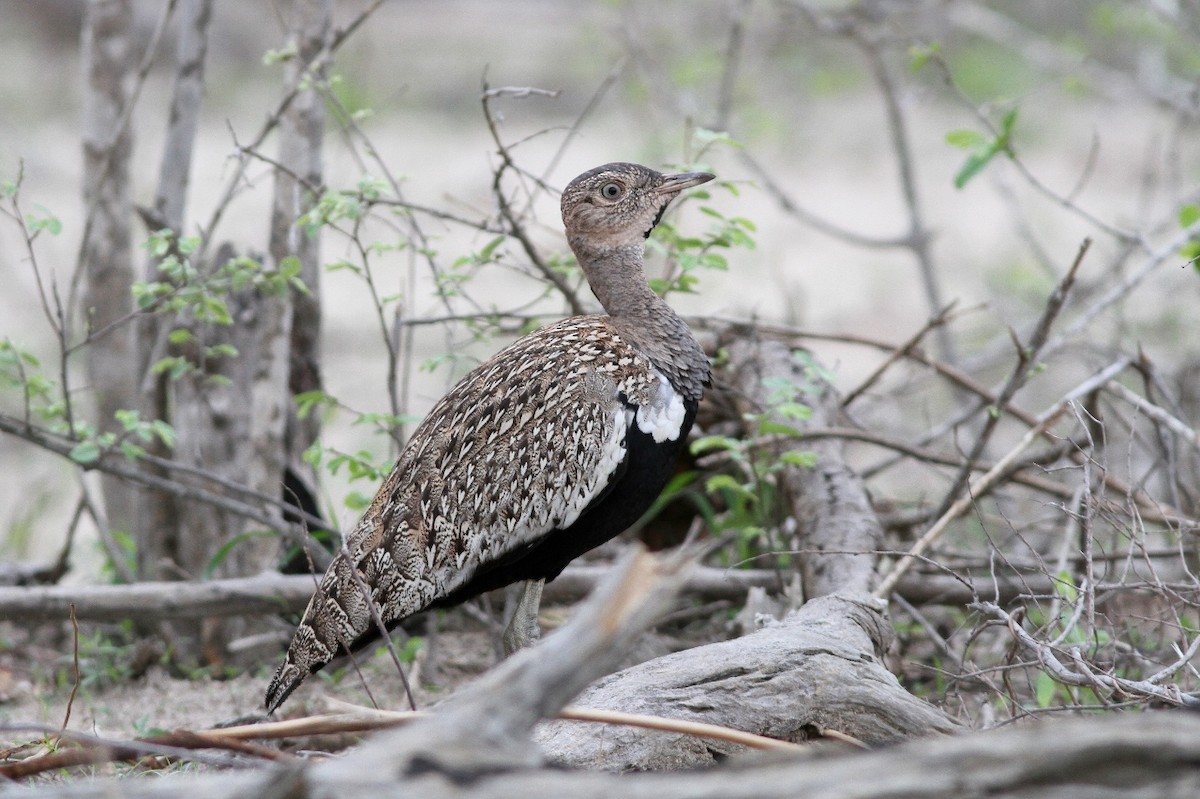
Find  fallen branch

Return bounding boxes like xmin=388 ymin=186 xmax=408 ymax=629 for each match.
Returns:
xmin=973 ymin=601 xmax=1200 ymax=707
xmin=11 ymin=693 xmax=1200 ymax=796
xmin=0 ymin=563 xmax=1108 ymax=625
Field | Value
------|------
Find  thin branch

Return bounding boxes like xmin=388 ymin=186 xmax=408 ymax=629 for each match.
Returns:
xmin=874 ymin=357 xmax=1132 ymax=598
xmin=974 ymin=601 xmax=1200 ymax=706
xmin=929 ymin=238 xmax=1089 ymax=524
xmin=480 ymin=82 xmax=584 ymax=316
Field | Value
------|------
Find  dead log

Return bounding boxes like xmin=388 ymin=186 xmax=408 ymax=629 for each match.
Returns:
xmin=724 ymin=337 xmax=883 ymax=598
xmin=536 ymin=592 xmax=958 ymax=769
xmin=0 ymin=563 xmax=1059 ymax=617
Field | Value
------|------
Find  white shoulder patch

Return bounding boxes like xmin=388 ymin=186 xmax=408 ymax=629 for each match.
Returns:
xmin=635 ymin=371 xmax=687 ymax=443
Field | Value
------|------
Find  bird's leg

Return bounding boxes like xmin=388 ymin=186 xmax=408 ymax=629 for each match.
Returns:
xmin=501 ymin=578 xmax=545 ymax=656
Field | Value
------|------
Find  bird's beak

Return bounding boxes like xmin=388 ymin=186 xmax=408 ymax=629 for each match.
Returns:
xmin=654 ymin=171 xmax=716 ymax=195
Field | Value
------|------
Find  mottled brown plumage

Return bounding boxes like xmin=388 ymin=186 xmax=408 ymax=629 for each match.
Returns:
xmin=266 ymin=162 xmax=714 ymax=712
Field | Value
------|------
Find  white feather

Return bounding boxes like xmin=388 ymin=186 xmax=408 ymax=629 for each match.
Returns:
xmin=635 ymin=371 xmax=686 ymax=443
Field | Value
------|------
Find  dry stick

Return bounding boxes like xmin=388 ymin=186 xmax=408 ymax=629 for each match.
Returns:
xmin=480 ymin=83 xmax=584 ymax=316
xmin=56 ymin=605 xmax=82 ymax=743
xmin=874 ymin=357 xmax=1132 ymax=599
xmin=853 ymin=30 xmax=954 ymax=364
xmin=734 ymin=149 xmax=911 ymax=249
xmin=841 ymin=302 xmax=961 ymax=407
xmin=194 ymin=0 xmax=385 ymax=264
xmin=0 ymin=724 xmax=257 ymax=780
xmin=930 ymin=237 xmax=1090 ymax=525
xmin=974 ymin=601 xmax=1200 ymax=706
xmin=0 ymin=411 xmax=329 ymax=555
xmin=713 ymin=0 xmax=753 ymax=132
xmin=337 ymin=542 xmax=419 ymax=712
xmin=700 ymin=316 xmax=1194 ymax=528
xmin=947 ymin=3 xmax=1200 ymax=121
xmin=0 ymin=408 xmax=328 ymax=527
xmin=320 ymin=701 xmax=820 ymax=753
xmin=927 ymin=51 xmax=1138 ymax=245
xmin=1107 ymin=380 xmax=1200 ymax=451
xmin=317 ymin=93 xmax=454 ymax=435
xmin=3 ymin=703 xmax=813 ymax=781
xmin=12 ymin=556 xmax=1200 ymax=626
xmin=536 ymin=58 xmax=625 ymax=203
xmin=1041 ymin=224 xmax=1199 ymax=362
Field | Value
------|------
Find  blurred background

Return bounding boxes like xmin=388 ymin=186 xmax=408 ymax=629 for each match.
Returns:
xmin=1 ymin=0 xmax=1197 ymax=575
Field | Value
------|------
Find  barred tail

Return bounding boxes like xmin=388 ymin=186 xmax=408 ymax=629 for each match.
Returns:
xmin=265 ymin=554 xmax=371 ymax=712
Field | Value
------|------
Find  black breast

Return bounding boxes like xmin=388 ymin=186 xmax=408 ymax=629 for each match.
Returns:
xmin=429 ymin=399 xmax=699 ymax=607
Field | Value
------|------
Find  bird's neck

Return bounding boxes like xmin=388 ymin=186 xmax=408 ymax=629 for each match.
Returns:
xmin=573 ymin=241 xmax=710 ymax=400
xmin=576 ymin=242 xmax=657 ymax=316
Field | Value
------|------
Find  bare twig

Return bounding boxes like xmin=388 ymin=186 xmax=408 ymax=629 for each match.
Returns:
xmin=929 ymin=238 xmax=1090 ymax=524
xmin=480 ymin=81 xmax=584 ymax=316
xmin=874 ymin=356 xmax=1132 ymax=599
xmin=974 ymin=601 xmax=1200 ymax=706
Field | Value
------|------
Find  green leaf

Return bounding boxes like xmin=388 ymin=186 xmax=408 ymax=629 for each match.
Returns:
xmin=295 ymin=389 xmax=336 ymax=419
xmin=206 ymin=343 xmax=239 ymax=359
xmin=756 ymin=418 xmax=805 ymax=438
xmin=945 ymin=129 xmax=987 ymax=150
xmin=774 ymin=401 xmax=812 ymax=421
xmin=950 ymin=109 xmax=1019 ymax=189
xmin=278 ymin=255 xmax=303 ymax=279
xmin=114 ymin=409 xmax=141 ymax=431
xmin=262 ymin=43 xmax=298 ymax=65
xmin=1179 ymin=204 xmax=1200 ymax=229
xmin=120 ymin=441 xmax=146 ymax=460
xmin=705 ymin=473 xmax=754 ymax=499
xmin=168 ymin=328 xmax=195 ymax=346
xmin=478 ymin=235 xmax=505 ymax=261
xmin=690 ymin=435 xmax=741 ymax=455
xmin=1182 ymin=241 xmax=1200 ymax=271
xmin=1054 ymin=570 xmax=1078 ymax=602
xmin=954 ymin=150 xmax=999 ymax=189
xmin=203 ymin=530 xmax=276 ymax=579
xmin=302 ymin=440 xmax=324 ymax=467
xmin=151 ymin=420 xmax=176 ymax=449
xmin=908 ymin=41 xmax=941 ymax=72
xmin=69 ymin=441 xmax=101 ymax=465
xmin=779 ymin=450 xmax=818 ymax=468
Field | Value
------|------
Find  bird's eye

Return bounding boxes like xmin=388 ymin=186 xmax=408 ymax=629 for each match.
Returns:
xmin=600 ymin=182 xmax=622 ymax=199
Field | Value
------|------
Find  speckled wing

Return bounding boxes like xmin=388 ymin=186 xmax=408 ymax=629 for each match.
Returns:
xmin=266 ymin=316 xmax=680 ymax=711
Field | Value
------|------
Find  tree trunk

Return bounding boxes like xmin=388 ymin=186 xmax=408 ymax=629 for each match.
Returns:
xmin=170 ymin=244 xmax=293 ymax=664
xmin=80 ymin=0 xmax=138 ymax=535
xmin=136 ymin=0 xmax=213 ymax=586
xmin=132 ymin=0 xmax=326 ymax=665
xmin=272 ymin=0 xmax=331 ymax=532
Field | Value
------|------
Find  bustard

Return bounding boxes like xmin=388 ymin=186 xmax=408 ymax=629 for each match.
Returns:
xmin=266 ymin=162 xmax=715 ymax=712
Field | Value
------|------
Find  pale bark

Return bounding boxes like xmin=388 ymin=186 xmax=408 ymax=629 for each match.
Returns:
xmin=169 ymin=245 xmax=294 ymax=663
xmin=136 ymin=0 xmax=214 ymax=583
xmin=725 ymin=337 xmax=883 ymax=598
xmin=536 ymin=593 xmax=958 ymax=769
xmin=80 ymin=0 xmax=138 ymax=534
xmin=0 ymin=563 xmax=1054 ymax=621
xmin=272 ymin=0 xmax=331 ymax=516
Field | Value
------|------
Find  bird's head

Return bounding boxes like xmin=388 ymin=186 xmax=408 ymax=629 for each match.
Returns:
xmin=560 ymin=163 xmax=715 ymax=255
